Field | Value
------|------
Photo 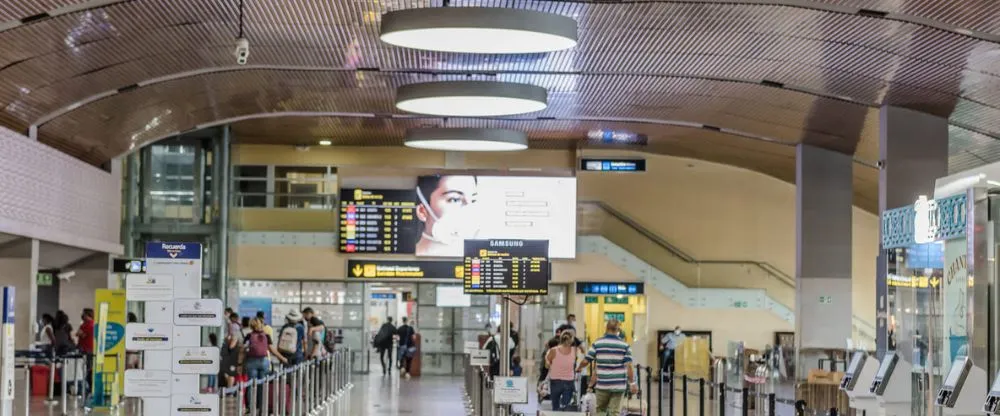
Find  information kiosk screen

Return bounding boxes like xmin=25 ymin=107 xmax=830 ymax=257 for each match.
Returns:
xmin=944 ymin=357 xmax=969 ymax=388
xmin=846 ymin=352 xmax=865 ymax=376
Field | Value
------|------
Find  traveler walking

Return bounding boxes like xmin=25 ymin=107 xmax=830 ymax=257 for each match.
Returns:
xmin=395 ymin=317 xmax=416 ymax=378
xmin=276 ymin=310 xmax=306 ymax=366
xmin=660 ymin=326 xmax=685 ymax=376
xmin=373 ymin=317 xmax=396 ymax=375
xmin=76 ymin=308 xmax=95 ymax=394
xmin=576 ymin=320 xmax=638 ymax=416
xmin=545 ymin=332 xmax=578 ymax=411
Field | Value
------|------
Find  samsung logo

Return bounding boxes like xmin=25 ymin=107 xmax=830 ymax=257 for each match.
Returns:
xmin=490 ymin=240 xmax=523 ymax=247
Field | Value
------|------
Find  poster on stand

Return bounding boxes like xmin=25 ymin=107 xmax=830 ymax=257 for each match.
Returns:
xmin=123 ymin=370 xmax=171 ymax=397
xmin=145 ymin=242 xmax=202 ymax=298
xmin=125 ymin=274 xmax=174 ymax=301
xmin=173 ymin=298 xmax=223 ymax=327
xmin=125 ymin=323 xmax=172 ymax=350
xmin=171 ymin=347 xmax=220 ymax=374
xmin=170 ymin=394 xmax=220 ymax=415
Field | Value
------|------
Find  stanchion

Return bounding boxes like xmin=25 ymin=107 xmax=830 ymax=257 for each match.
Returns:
xmin=699 ymin=378 xmax=705 ymax=416
xmin=657 ymin=368 xmax=663 ymax=416
xmin=261 ymin=376 xmax=270 ymax=416
xmin=646 ymin=367 xmax=653 ymax=415
xmin=249 ymin=379 xmax=258 ymax=416
xmin=45 ymin=358 xmax=57 ymax=406
xmin=237 ymin=381 xmax=246 ymax=416
xmin=768 ymin=393 xmax=775 ymax=416
xmin=669 ymin=371 xmax=675 ymax=416
xmin=681 ymin=375 xmax=688 ymax=416
xmin=60 ymin=358 xmax=68 ymax=415
xmin=718 ymin=382 xmax=726 ymax=416
xmin=741 ymin=387 xmax=749 ymax=416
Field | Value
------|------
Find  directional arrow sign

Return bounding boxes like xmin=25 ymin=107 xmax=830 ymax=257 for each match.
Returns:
xmin=352 ymin=264 xmax=364 ymax=277
xmin=930 ymin=277 xmax=941 ymax=288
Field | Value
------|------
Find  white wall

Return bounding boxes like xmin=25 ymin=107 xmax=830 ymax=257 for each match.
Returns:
xmin=0 ymin=127 xmax=122 ymax=254
xmin=0 ymin=258 xmax=33 ymax=348
xmin=59 ymin=268 xmax=109 ymax=325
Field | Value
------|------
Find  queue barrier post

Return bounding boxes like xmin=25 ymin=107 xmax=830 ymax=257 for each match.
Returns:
xmin=669 ymin=371 xmax=675 ymax=416
xmin=699 ymin=378 xmax=705 ymax=416
xmin=741 ymin=387 xmax=749 ymax=416
xmin=681 ymin=374 xmax=688 ymax=416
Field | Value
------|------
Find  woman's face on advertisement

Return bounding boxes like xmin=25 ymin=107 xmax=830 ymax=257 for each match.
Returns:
xmin=428 ymin=176 xmax=478 ymax=220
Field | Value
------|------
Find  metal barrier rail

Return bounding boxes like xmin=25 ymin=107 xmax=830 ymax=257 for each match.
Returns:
xmin=219 ymin=349 xmax=353 ymax=416
xmin=461 ymin=355 xmax=494 ymax=416
xmin=14 ymin=353 xmax=87 ymax=416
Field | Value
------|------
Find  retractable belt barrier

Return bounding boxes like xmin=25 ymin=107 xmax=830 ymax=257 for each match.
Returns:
xmin=14 ymin=352 xmax=87 ymax=416
xmin=461 ymin=355 xmax=494 ymax=416
xmin=219 ymin=349 xmax=354 ymax=416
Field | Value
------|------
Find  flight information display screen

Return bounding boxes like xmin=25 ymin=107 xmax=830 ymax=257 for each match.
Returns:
xmin=464 ymin=239 xmax=549 ymax=295
xmin=339 ymin=188 xmax=420 ymax=253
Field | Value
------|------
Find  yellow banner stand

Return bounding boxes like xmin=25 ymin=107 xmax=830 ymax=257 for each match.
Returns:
xmin=91 ymin=289 xmax=125 ymax=409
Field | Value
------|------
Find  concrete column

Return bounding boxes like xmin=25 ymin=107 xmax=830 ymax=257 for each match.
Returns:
xmin=796 ymin=144 xmax=854 ymax=351
xmin=0 ymin=238 xmax=39 ymax=348
xmin=875 ymin=106 xmax=948 ymax=357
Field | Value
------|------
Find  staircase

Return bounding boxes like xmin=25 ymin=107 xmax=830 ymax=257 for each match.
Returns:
xmin=577 ymin=200 xmax=877 ymax=344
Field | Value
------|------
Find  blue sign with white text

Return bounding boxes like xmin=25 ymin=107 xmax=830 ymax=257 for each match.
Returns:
xmin=575 ymin=282 xmax=644 ymax=295
xmin=145 ymin=242 xmax=202 ymax=260
xmin=239 ymin=297 xmax=273 ymax=325
xmin=371 ymin=293 xmax=397 ymax=300
xmin=2 ymin=286 xmax=13 ymax=324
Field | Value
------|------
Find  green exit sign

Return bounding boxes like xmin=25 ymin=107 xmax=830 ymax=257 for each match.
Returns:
xmin=604 ymin=296 xmax=630 ymax=304
xmin=732 ymin=300 xmax=749 ymax=308
xmin=819 ymin=296 xmax=833 ymax=304
xmin=36 ymin=273 xmax=53 ymax=287
xmin=584 ymin=296 xmax=599 ymax=304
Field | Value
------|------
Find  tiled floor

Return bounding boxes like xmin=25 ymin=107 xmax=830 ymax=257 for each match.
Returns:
xmin=13 ymin=372 xmax=468 ymax=416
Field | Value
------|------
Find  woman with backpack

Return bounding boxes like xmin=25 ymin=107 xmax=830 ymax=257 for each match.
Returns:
xmin=245 ymin=318 xmax=288 ymax=377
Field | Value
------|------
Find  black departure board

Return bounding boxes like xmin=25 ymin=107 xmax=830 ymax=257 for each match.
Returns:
xmin=464 ymin=239 xmax=549 ymax=295
xmin=339 ymin=188 xmax=420 ymax=253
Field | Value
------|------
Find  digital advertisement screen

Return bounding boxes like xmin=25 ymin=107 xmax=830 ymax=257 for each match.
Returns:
xmin=339 ymin=175 xmax=577 ymax=258
xmin=464 ymin=239 xmax=549 ymax=295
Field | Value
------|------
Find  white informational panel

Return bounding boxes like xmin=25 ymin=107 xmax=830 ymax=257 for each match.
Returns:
xmin=1 ymin=287 xmax=14 ymax=407
xmin=464 ymin=341 xmax=480 ymax=354
xmin=125 ymin=323 xmax=173 ymax=350
xmin=470 ymin=349 xmax=490 ymax=366
xmin=145 ymin=301 xmax=174 ymax=325
xmin=170 ymin=394 xmax=220 ymax=415
xmin=171 ymin=374 xmax=200 ymax=395
xmin=172 ymin=347 xmax=220 ymax=374
xmin=124 ymin=370 xmax=172 ymax=397
xmin=125 ymin=274 xmax=174 ymax=301
xmin=173 ymin=298 xmax=223 ymax=327
xmin=493 ymin=377 xmax=529 ymax=404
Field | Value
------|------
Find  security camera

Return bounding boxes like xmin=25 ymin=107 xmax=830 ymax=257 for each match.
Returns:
xmin=235 ymin=38 xmax=250 ymax=65
xmin=877 ymin=160 xmax=885 ymax=170
xmin=57 ymin=270 xmax=76 ymax=281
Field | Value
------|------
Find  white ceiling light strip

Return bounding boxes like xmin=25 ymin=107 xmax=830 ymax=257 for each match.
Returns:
xmin=404 ymin=127 xmax=528 ymax=151
xmin=379 ymin=7 xmax=578 ymax=54
xmin=395 ymin=81 xmax=548 ymax=117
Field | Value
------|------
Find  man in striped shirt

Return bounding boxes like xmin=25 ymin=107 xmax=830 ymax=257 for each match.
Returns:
xmin=577 ymin=319 xmax=638 ymax=415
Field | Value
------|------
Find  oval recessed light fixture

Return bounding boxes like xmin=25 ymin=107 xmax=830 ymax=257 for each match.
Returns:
xmin=396 ymin=81 xmax=547 ymax=117
xmin=380 ymin=7 xmax=578 ymax=54
xmin=404 ymin=128 xmax=528 ymax=152
xmin=318 ymin=139 xmax=332 ymax=146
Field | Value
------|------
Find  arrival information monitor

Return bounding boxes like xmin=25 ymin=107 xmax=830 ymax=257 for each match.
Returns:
xmin=339 ymin=188 xmax=420 ymax=253
xmin=464 ymin=239 xmax=549 ymax=295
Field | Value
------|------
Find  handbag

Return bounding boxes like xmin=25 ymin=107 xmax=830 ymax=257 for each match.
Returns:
xmin=620 ymin=394 xmax=646 ymax=416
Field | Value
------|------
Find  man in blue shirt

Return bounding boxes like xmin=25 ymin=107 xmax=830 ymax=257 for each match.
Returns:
xmin=577 ymin=320 xmax=637 ymax=415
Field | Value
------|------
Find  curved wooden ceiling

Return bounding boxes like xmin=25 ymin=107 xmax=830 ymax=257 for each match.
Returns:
xmin=3 ymin=0 xmax=1000 ymax=212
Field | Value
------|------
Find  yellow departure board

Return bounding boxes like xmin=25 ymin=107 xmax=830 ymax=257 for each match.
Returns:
xmin=464 ymin=239 xmax=549 ymax=295
xmin=339 ymin=188 xmax=420 ymax=253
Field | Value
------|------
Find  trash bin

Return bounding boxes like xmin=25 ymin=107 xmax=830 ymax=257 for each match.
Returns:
xmin=31 ymin=365 xmax=50 ymax=396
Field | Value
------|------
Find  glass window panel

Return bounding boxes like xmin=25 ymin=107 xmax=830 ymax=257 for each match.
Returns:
xmin=417 ymin=305 xmax=452 ymax=328
xmin=458 ymin=306 xmax=490 ymax=329
xmin=302 ymin=282 xmax=347 ymax=304
xmin=236 ymin=165 xmax=267 ymax=178
xmin=417 ymin=284 xmax=438 ymax=306
xmin=417 ymin=328 xmax=453 ymax=353
xmin=421 ymin=353 xmax=453 ymax=375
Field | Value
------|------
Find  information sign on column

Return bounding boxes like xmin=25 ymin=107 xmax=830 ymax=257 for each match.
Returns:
xmin=463 ymin=239 xmax=549 ymax=295
xmin=0 ymin=287 xmax=13 ymax=416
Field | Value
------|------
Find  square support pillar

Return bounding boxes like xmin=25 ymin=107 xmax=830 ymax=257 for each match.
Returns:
xmin=876 ymin=106 xmax=948 ymax=357
xmin=796 ymin=144 xmax=853 ymax=350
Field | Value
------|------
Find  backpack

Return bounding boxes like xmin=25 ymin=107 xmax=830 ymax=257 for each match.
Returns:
xmin=374 ymin=324 xmax=393 ymax=348
xmin=323 ymin=327 xmax=338 ymax=352
xmin=246 ymin=331 xmax=270 ymax=358
xmin=277 ymin=324 xmax=299 ymax=354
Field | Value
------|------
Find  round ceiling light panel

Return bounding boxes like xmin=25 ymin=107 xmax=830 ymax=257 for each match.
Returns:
xmin=379 ymin=7 xmax=578 ymax=54
xmin=396 ymin=81 xmax=548 ymax=117
xmin=404 ymin=128 xmax=529 ymax=152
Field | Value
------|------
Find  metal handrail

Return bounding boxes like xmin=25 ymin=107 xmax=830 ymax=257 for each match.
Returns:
xmin=580 ymin=200 xmax=795 ymax=286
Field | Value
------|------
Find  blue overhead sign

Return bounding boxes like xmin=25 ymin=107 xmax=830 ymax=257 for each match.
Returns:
xmin=580 ymin=158 xmax=646 ymax=172
xmin=145 ymin=242 xmax=202 ymax=260
xmin=575 ymin=282 xmax=644 ymax=295
xmin=2 ymin=287 xmax=13 ymax=324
